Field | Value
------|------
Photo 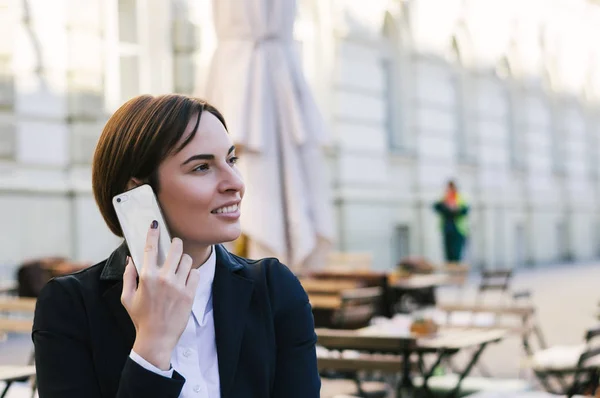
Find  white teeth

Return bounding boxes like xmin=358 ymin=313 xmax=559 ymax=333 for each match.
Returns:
xmin=214 ymin=204 xmax=239 ymax=214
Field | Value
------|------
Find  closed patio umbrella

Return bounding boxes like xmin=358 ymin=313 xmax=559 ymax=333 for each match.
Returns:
xmin=205 ymin=0 xmax=333 ymax=269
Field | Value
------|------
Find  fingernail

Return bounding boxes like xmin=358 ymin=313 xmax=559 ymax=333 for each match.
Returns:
xmin=151 ymin=220 xmax=158 ymax=229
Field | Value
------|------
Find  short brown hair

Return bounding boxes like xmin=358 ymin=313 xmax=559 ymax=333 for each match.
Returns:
xmin=92 ymin=94 xmax=227 ymax=237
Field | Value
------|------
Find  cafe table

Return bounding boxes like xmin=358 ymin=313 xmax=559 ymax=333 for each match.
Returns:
xmin=317 ymin=317 xmax=506 ymax=397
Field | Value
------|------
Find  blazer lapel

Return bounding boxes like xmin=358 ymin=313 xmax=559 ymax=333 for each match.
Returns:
xmin=212 ymin=245 xmax=254 ymax=398
xmin=98 ymin=242 xmax=254 ymax=397
xmin=99 ymin=243 xmax=136 ymax=350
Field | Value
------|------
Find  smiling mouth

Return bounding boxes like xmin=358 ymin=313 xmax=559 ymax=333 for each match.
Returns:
xmin=211 ymin=203 xmax=240 ymax=214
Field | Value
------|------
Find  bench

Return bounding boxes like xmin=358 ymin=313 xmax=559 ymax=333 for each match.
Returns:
xmin=0 ymin=298 xmax=37 ymax=398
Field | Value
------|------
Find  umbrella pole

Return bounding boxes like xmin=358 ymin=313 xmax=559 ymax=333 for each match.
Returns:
xmin=273 ymin=94 xmax=292 ymax=267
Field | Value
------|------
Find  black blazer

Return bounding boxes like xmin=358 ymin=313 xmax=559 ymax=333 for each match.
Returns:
xmin=32 ymin=243 xmax=321 ymax=398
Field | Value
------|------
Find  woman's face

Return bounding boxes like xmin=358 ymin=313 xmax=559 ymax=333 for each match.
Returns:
xmin=156 ymin=111 xmax=244 ymax=248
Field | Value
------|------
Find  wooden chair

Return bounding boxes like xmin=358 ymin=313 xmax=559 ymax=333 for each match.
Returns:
xmin=300 ymin=279 xmax=360 ymax=295
xmin=0 ymin=297 xmax=37 ymax=398
xmin=528 ymin=324 xmax=600 ymax=397
xmin=318 ymin=356 xmax=398 ymax=398
xmin=308 ymin=269 xmax=392 ymax=318
xmin=317 ymin=333 xmax=404 ymax=398
xmin=319 ymin=288 xmax=389 ymax=398
xmin=477 ymin=270 xmax=514 ymax=303
xmin=436 ymin=270 xmax=546 ymax=380
xmin=443 ymin=262 xmax=470 ymax=287
xmin=446 ymin=269 xmax=536 ymax=331
xmin=332 ymin=287 xmax=384 ymax=330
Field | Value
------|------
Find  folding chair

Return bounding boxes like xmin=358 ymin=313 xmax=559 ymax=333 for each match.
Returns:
xmin=318 ymin=354 xmax=399 ymax=398
xmin=528 ymin=324 xmax=600 ymax=397
xmin=437 ymin=269 xmax=546 ymax=381
xmin=332 ymin=287 xmax=384 ymax=330
xmin=317 ymin=331 xmax=413 ymax=398
xmin=320 ymin=287 xmax=392 ymax=398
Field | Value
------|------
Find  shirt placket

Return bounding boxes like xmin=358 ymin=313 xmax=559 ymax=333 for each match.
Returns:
xmin=175 ymin=315 xmax=207 ymax=397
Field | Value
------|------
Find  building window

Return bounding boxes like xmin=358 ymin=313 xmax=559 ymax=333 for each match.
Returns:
xmin=596 ymin=220 xmax=600 ymax=257
xmin=381 ymin=13 xmax=406 ymax=151
xmin=497 ymin=58 xmax=523 ymax=169
xmin=450 ymin=37 xmax=472 ymax=162
xmin=514 ymin=224 xmax=527 ymax=267
xmin=586 ymin=108 xmax=599 ymax=179
xmin=542 ymin=73 xmax=564 ymax=174
xmin=105 ymin=0 xmax=150 ymax=112
xmin=557 ymin=220 xmax=570 ymax=261
xmin=393 ymin=225 xmax=411 ymax=262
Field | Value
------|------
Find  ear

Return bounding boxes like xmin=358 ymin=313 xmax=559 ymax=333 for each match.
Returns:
xmin=126 ymin=178 xmax=143 ymax=191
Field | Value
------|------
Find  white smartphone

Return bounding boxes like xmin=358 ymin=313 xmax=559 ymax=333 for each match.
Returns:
xmin=112 ymin=184 xmax=172 ymax=273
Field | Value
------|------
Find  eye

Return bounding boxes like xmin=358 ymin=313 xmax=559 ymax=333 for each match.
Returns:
xmin=192 ymin=164 xmax=209 ymax=172
xmin=228 ymin=156 xmax=239 ymax=165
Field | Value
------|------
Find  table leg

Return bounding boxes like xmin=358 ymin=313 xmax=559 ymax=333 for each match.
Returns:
xmin=1 ymin=381 xmax=13 ymax=398
xmin=396 ymin=347 xmax=414 ymax=398
xmin=420 ymin=350 xmax=450 ymax=397
xmin=448 ymin=342 xmax=489 ymax=398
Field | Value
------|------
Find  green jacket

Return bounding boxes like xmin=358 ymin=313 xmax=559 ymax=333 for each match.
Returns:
xmin=433 ymin=195 xmax=470 ymax=237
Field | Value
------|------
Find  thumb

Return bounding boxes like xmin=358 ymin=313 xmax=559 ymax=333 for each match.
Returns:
xmin=121 ymin=256 xmax=137 ymax=307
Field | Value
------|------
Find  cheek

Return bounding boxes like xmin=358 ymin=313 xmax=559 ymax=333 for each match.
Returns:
xmin=160 ymin=178 xmax=213 ymax=215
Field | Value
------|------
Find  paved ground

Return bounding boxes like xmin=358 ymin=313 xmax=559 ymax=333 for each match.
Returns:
xmin=1 ymin=260 xmax=599 ymax=397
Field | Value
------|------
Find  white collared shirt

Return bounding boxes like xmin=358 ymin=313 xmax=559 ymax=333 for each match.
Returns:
xmin=130 ymin=247 xmax=220 ymax=397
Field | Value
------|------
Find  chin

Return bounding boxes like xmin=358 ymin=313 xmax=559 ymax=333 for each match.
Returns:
xmin=214 ymin=225 xmax=242 ymax=244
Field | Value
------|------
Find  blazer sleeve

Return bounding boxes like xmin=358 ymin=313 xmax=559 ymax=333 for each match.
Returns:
xmin=270 ymin=262 xmax=321 ymax=398
xmin=32 ymin=279 xmax=185 ymax=398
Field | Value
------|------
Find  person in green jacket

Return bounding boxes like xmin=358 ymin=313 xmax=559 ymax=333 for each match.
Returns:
xmin=433 ymin=180 xmax=469 ymax=263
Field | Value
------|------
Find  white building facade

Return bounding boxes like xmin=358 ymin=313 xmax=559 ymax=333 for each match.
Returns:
xmin=1 ymin=0 xmax=600 ymax=274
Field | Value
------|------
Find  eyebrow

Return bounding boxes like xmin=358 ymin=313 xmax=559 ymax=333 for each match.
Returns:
xmin=181 ymin=145 xmax=236 ymax=166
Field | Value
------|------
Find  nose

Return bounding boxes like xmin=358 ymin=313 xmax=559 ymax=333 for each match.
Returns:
xmin=218 ymin=164 xmax=244 ymax=194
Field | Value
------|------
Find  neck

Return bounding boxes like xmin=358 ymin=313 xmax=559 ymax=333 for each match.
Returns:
xmin=182 ymin=242 xmax=213 ymax=269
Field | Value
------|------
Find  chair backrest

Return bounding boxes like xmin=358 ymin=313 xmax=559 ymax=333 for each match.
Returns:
xmin=326 ymin=252 xmax=373 ymax=271
xmin=443 ymin=262 xmax=470 ymax=286
xmin=332 ymin=287 xmax=383 ymax=330
xmin=300 ymin=278 xmax=360 ymax=295
xmin=579 ymin=324 xmax=600 ymax=367
xmin=17 ymin=259 xmax=57 ymax=298
xmin=477 ymin=269 xmax=514 ymax=304
xmin=479 ymin=269 xmax=512 ymax=292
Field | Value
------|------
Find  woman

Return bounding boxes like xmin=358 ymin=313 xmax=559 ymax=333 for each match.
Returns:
xmin=32 ymin=94 xmax=321 ymax=397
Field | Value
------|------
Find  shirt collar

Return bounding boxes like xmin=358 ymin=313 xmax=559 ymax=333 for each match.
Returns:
xmin=192 ymin=246 xmax=216 ymax=319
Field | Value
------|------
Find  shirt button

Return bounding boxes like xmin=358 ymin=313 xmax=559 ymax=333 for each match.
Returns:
xmin=193 ymin=385 xmax=201 ymax=393
xmin=183 ymin=349 xmax=192 ymax=357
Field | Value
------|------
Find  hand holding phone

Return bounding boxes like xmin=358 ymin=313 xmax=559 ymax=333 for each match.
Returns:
xmin=113 ymin=185 xmax=201 ymax=370
xmin=121 ymin=224 xmax=201 ymax=371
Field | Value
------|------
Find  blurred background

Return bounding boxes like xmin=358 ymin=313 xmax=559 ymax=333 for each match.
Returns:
xmin=1 ymin=0 xmax=599 ymax=275
xmin=2 ymin=1 xmax=600 ymax=397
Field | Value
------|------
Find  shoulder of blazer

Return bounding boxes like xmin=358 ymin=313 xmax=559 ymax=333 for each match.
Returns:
xmin=224 ymin=250 xmax=295 ymax=285
xmin=226 ymin=252 xmax=308 ymax=313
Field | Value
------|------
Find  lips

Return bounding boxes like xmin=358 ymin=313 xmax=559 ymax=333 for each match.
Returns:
xmin=211 ymin=203 xmax=240 ymax=214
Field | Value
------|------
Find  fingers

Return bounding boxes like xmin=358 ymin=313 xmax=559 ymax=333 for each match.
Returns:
xmin=162 ymin=237 xmax=183 ymax=275
xmin=185 ymin=268 xmax=201 ymax=293
xmin=175 ymin=254 xmax=193 ymax=285
xmin=121 ymin=256 xmax=138 ymax=307
xmin=142 ymin=220 xmax=160 ymax=273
